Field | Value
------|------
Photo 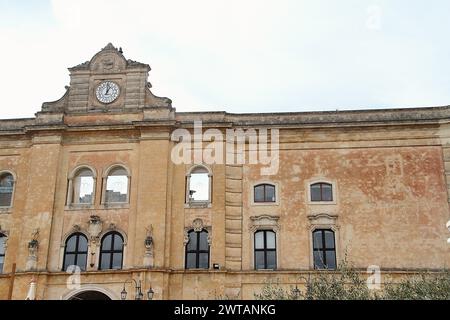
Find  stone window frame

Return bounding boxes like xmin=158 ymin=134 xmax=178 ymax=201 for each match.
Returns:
xmin=249 ymin=215 xmax=280 ymax=270
xmin=60 ymin=231 xmax=90 ymax=271
xmin=0 ymin=170 xmax=16 ymax=212
xmin=0 ymin=229 xmax=9 ymax=273
xmin=306 ymin=178 xmax=338 ymax=205
xmin=101 ymin=164 xmax=131 ymax=207
xmin=59 ymin=227 xmax=91 ymax=271
xmin=183 ymin=218 xmax=212 ymax=270
xmin=251 ymin=181 xmax=280 ymax=206
xmin=185 ymin=164 xmax=213 ymax=208
xmin=97 ymin=227 xmax=128 ymax=271
xmin=66 ymin=165 xmax=97 ymax=209
xmin=307 ymin=213 xmax=340 ymax=270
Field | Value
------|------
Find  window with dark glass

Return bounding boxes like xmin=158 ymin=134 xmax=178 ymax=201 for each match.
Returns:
xmin=0 ymin=234 xmax=6 ymax=273
xmin=310 ymin=183 xmax=333 ymax=202
xmin=254 ymin=230 xmax=277 ymax=270
xmin=185 ymin=230 xmax=210 ymax=269
xmin=71 ymin=168 xmax=94 ymax=205
xmin=63 ymin=233 xmax=88 ymax=271
xmin=105 ymin=167 xmax=129 ymax=204
xmin=312 ymin=229 xmax=337 ymax=270
xmin=99 ymin=232 xmax=124 ymax=270
xmin=0 ymin=173 xmax=14 ymax=207
xmin=254 ymin=184 xmax=276 ymax=203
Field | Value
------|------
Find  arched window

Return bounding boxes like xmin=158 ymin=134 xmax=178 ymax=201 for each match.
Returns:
xmin=0 ymin=172 xmax=15 ymax=208
xmin=310 ymin=182 xmax=333 ymax=202
xmin=312 ymin=229 xmax=336 ymax=270
xmin=63 ymin=233 xmax=88 ymax=271
xmin=0 ymin=234 xmax=6 ymax=273
xmin=70 ymin=168 xmax=95 ymax=205
xmin=185 ymin=230 xmax=210 ymax=269
xmin=186 ymin=166 xmax=212 ymax=204
xmin=99 ymin=232 xmax=124 ymax=270
xmin=254 ymin=184 xmax=276 ymax=203
xmin=254 ymin=230 xmax=277 ymax=270
xmin=104 ymin=166 xmax=129 ymax=204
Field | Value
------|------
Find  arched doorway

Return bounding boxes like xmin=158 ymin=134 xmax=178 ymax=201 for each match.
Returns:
xmin=68 ymin=290 xmax=112 ymax=300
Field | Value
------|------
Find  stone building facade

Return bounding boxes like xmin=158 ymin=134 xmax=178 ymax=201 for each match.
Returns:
xmin=0 ymin=44 xmax=449 ymax=300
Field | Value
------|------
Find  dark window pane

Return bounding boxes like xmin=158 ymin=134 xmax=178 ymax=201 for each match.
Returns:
xmin=186 ymin=253 xmax=197 ymax=269
xmin=0 ymin=174 xmax=14 ymax=207
xmin=325 ymin=251 xmax=337 ymax=270
xmin=313 ymin=231 xmax=323 ymax=249
xmin=77 ymin=254 xmax=87 ymax=271
xmin=199 ymin=232 xmax=209 ymax=251
xmin=322 ymin=184 xmax=333 ymax=201
xmin=100 ymin=253 xmax=111 ymax=270
xmin=265 ymin=185 xmax=275 ymax=202
xmin=255 ymin=251 xmax=265 ymax=270
xmin=64 ymin=254 xmax=76 ymax=270
xmin=255 ymin=231 xmax=264 ymax=249
xmin=66 ymin=236 xmax=77 ymax=252
xmin=324 ymin=231 xmax=335 ymax=249
xmin=254 ymin=185 xmax=264 ymax=202
xmin=266 ymin=251 xmax=277 ymax=269
xmin=102 ymin=235 xmax=112 ymax=250
xmin=0 ymin=237 xmax=6 ymax=255
xmin=199 ymin=253 xmax=209 ymax=269
xmin=266 ymin=231 xmax=276 ymax=249
xmin=187 ymin=232 xmax=197 ymax=251
xmin=112 ymin=253 xmax=123 ymax=269
xmin=314 ymin=251 xmax=325 ymax=269
xmin=311 ymin=184 xmax=321 ymax=201
xmin=77 ymin=236 xmax=88 ymax=252
xmin=113 ymin=235 xmax=123 ymax=251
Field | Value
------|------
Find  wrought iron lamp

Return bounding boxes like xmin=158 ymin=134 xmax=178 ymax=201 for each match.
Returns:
xmin=121 ymin=279 xmax=154 ymax=300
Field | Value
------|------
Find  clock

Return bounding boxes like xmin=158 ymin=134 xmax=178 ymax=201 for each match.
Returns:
xmin=95 ymin=81 xmax=120 ymax=104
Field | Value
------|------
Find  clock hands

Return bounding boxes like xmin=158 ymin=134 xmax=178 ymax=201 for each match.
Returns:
xmin=105 ymin=82 xmax=111 ymax=95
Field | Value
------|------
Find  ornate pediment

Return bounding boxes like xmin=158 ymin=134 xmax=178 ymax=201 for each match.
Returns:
xmin=68 ymin=43 xmax=148 ymax=73
xmin=41 ymin=43 xmax=172 ymax=114
xmin=249 ymin=215 xmax=280 ymax=232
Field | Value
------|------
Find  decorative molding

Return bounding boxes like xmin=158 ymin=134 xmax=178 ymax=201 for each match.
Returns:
xmin=307 ymin=213 xmax=339 ymax=228
xmin=26 ymin=229 xmax=39 ymax=271
xmin=249 ymin=215 xmax=280 ymax=232
xmin=143 ymin=225 xmax=154 ymax=268
xmin=87 ymin=215 xmax=103 ymax=243
xmin=184 ymin=218 xmax=212 ymax=245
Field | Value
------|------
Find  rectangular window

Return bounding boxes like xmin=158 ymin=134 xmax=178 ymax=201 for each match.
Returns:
xmin=254 ymin=230 xmax=277 ymax=270
xmin=312 ymin=229 xmax=337 ymax=270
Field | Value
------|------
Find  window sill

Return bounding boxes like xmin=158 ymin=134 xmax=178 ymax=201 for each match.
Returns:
xmin=0 ymin=207 xmax=12 ymax=214
xmin=254 ymin=268 xmax=277 ymax=271
xmin=251 ymin=202 xmax=279 ymax=207
xmin=307 ymin=201 xmax=337 ymax=206
xmin=99 ymin=203 xmax=130 ymax=210
xmin=184 ymin=202 xmax=212 ymax=209
xmin=65 ymin=204 xmax=95 ymax=211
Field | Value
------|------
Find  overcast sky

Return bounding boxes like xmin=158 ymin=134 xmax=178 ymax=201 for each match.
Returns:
xmin=0 ymin=0 xmax=449 ymax=119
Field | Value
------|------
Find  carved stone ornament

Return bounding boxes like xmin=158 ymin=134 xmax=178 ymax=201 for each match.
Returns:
xmin=249 ymin=215 xmax=280 ymax=232
xmin=145 ymin=225 xmax=154 ymax=250
xmin=183 ymin=219 xmax=212 ymax=245
xmin=88 ymin=215 xmax=103 ymax=242
xmin=307 ymin=213 xmax=338 ymax=228
xmin=26 ymin=229 xmax=39 ymax=271
xmin=143 ymin=225 xmax=154 ymax=268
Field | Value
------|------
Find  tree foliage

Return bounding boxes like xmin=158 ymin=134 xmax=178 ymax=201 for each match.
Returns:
xmin=255 ymin=260 xmax=450 ymax=300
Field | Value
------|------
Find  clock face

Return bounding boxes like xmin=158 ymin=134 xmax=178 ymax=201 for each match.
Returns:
xmin=95 ymin=81 xmax=120 ymax=104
